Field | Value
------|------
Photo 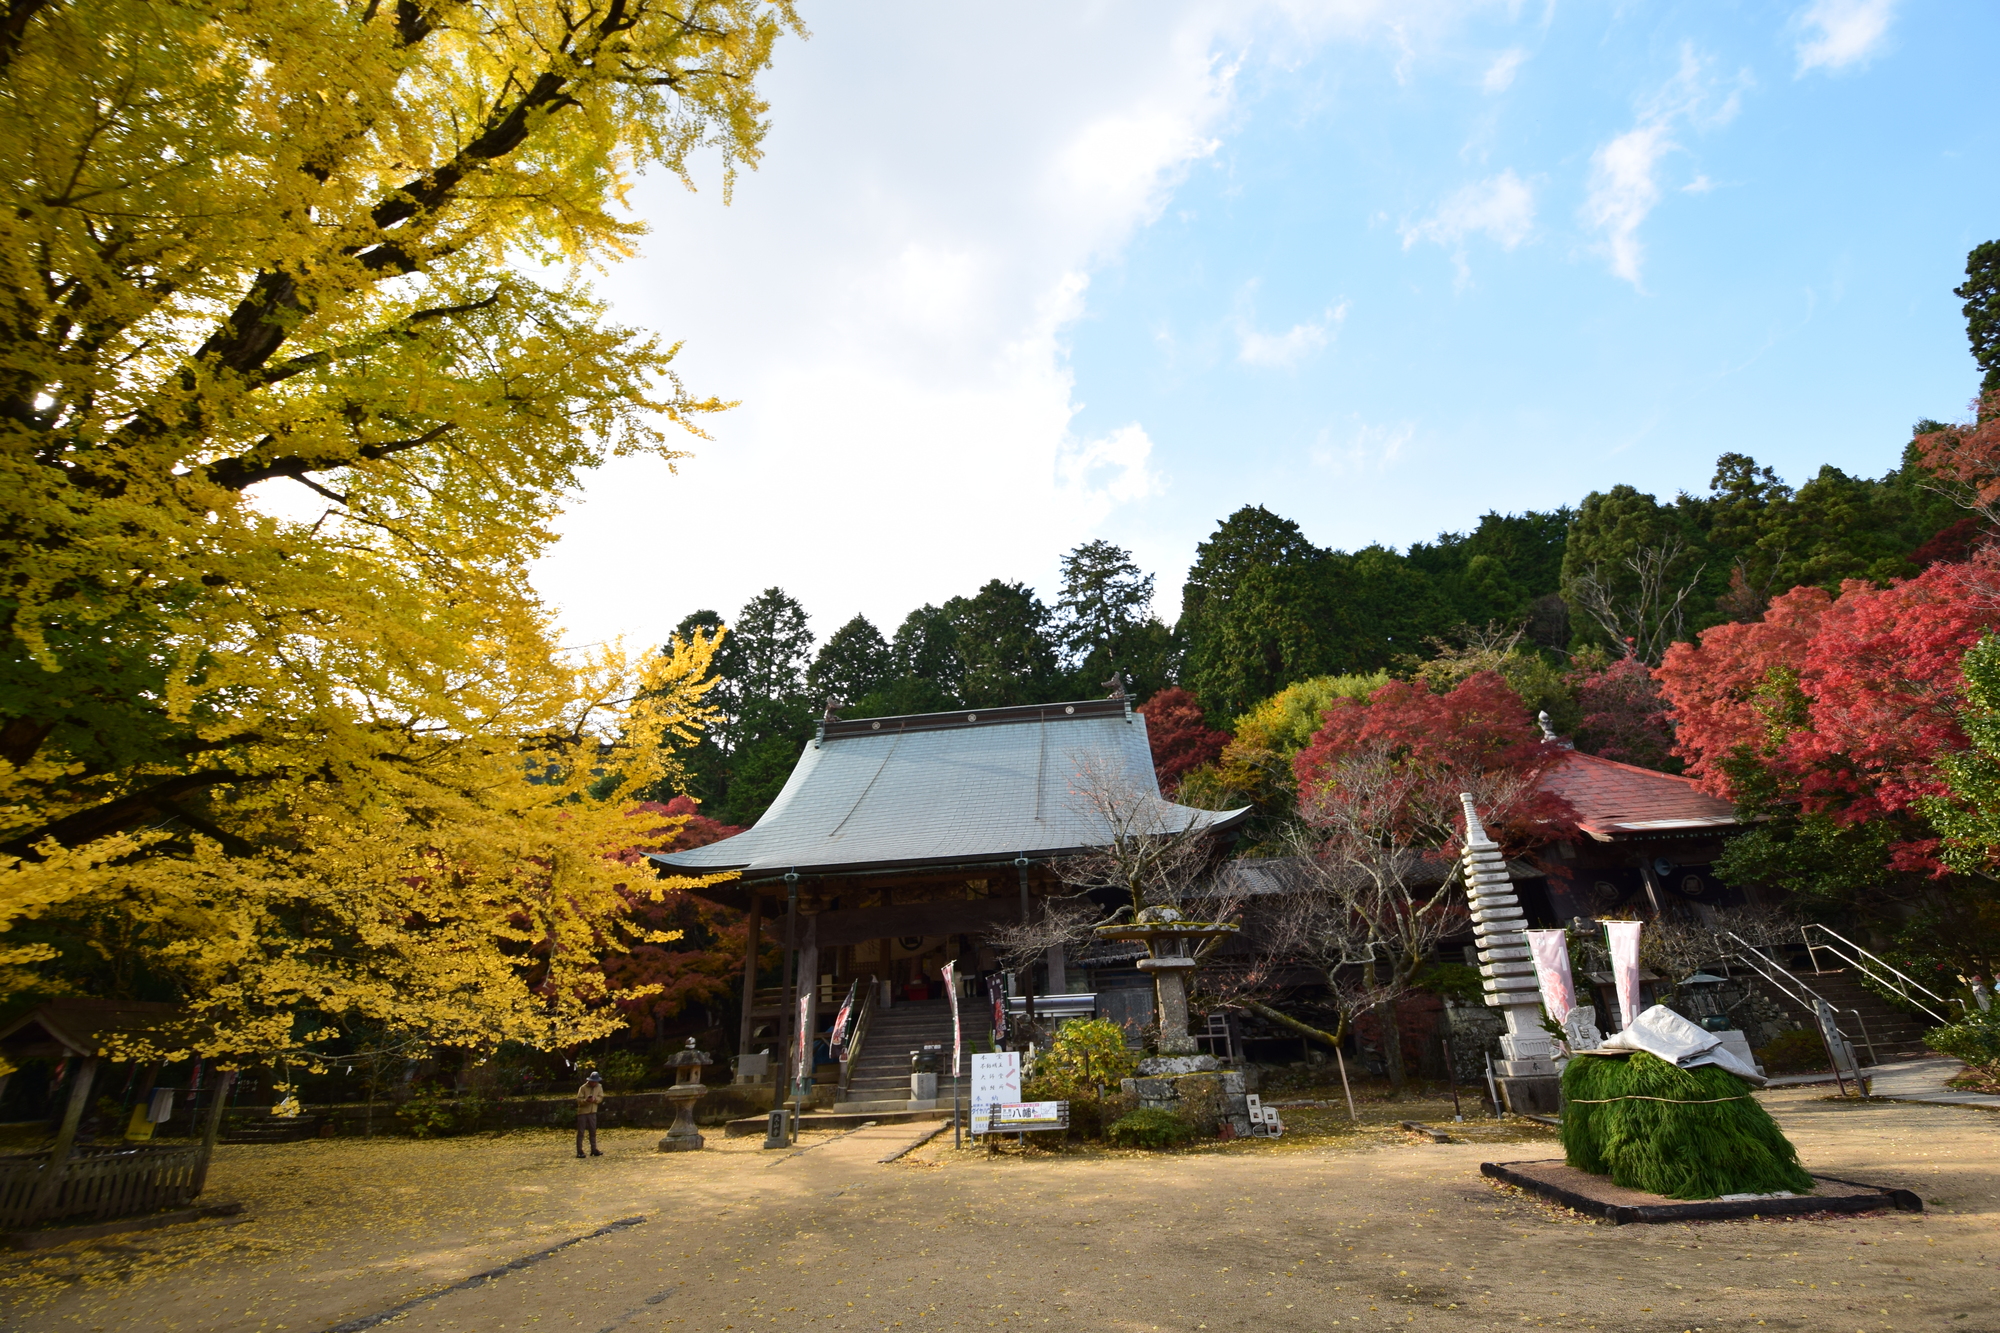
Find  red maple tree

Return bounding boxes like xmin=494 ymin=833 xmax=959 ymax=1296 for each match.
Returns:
xmin=1914 ymin=390 xmax=2000 ymax=527
xmin=1569 ymin=654 xmax=1680 ymax=772
xmin=1657 ymin=555 xmax=2000 ymax=872
xmin=1137 ymin=686 xmax=1229 ymax=795
xmin=1293 ymin=671 xmax=1576 ymax=856
xmin=601 ymin=797 xmax=766 ymax=1039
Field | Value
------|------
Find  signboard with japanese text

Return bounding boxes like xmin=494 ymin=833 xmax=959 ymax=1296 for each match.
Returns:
xmin=968 ymin=1051 xmax=1021 ymax=1133
xmin=970 ymin=1100 xmax=1068 ymax=1134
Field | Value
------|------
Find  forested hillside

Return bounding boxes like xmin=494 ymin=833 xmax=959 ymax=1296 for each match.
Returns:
xmin=668 ymin=435 xmax=1971 ymax=826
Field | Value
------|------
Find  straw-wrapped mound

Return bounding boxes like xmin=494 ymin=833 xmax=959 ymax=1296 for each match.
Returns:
xmin=1561 ymin=1052 xmax=1814 ymax=1200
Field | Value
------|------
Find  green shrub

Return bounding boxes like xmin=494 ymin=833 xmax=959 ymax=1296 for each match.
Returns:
xmin=1412 ymin=962 xmax=1485 ymax=1004
xmin=1106 ymin=1106 xmax=1195 ymax=1150
xmin=597 ymin=1050 xmax=650 ymax=1091
xmin=1925 ymin=1008 xmax=2000 ymax=1066
xmin=1028 ymin=1018 xmax=1137 ymax=1099
xmin=396 ymin=1085 xmax=458 ymax=1138
xmin=1755 ymin=1027 xmax=1828 ymax=1074
xmin=1561 ymin=1052 xmax=1813 ymax=1200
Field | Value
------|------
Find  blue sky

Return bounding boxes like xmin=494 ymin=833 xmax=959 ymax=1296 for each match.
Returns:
xmin=533 ymin=0 xmax=2000 ymax=653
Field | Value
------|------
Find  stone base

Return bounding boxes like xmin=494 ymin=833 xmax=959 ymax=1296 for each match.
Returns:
xmin=657 ymin=1132 xmax=705 ymax=1152
xmin=1135 ymin=1054 xmax=1220 ymax=1076
xmin=1121 ymin=1068 xmax=1248 ymax=1137
xmin=1481 ymin=1159 xmax=1921 ymax=1226
xmin=1496 ymin=1074 xmax=1562 ymax=1116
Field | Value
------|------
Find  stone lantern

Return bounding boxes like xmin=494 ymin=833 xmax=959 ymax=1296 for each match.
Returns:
xmin=1094 ymin=906 xmax=1239 ymax=1067
xmin=657 ymin=1038 xmax=710 ymax=1153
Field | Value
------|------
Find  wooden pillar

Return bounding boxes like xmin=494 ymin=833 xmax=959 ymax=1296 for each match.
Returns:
xmin=189 ymin=1069 xmax=236 ymax=1197
xmin=1046 ymin=941 xmax=1067 ymax=995
xmin=738 ymin=891 xmax=763 ymax=1059
xmin=772 ymin=872 xmax=799 ymax=1113
xmin=31 ymin=1055 xmax=97 ymax=1215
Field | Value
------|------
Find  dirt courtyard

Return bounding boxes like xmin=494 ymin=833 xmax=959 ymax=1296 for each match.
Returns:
xmin=0 ymin=1087 xmax=1993 ymax=1333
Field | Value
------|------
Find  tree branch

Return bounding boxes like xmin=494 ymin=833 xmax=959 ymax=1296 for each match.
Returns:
xmin=200 ymin=422 xmax=457 ymax=492
xmin=2 ymin=770 xmax=246 ymax=858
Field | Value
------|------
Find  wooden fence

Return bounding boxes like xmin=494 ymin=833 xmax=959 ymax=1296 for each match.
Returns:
xmin=0 ymin=1142 xmax=206 ymax=1230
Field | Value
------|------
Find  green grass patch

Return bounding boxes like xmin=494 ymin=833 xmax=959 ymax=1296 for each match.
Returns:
xmin=1105 ymin=1107 xmax=1195 ymax=1149
xmin=1561 ymin=1052 xmax=1814 ymax=1200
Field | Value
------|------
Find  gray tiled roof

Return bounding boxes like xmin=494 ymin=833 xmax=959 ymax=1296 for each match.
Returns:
xmin=650 ymin=699 xmax=1249 ymax=879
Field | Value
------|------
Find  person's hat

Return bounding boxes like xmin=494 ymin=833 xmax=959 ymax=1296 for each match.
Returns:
xmin=585 ymin=1071 xmax=603 ymax=1082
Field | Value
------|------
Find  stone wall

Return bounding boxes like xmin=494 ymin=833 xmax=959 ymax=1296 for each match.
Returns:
xmin=206 ymin=1083 xmax=780 ymax=1139
xmin=1120 ymin=1062 xmax=1259 ymax=1138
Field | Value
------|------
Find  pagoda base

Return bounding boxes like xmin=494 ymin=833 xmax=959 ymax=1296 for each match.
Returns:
xmin=1496 ymin=1074 xmax=1562 ymax=1115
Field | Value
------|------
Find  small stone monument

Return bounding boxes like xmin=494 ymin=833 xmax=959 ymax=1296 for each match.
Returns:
xmin=909 ymin=1045 xmax=941 ymax=1109
xmin=657 ymin=1038 xmax=710 ymax=1153
xmin=1561 ymin=1005 xmax=1604 ymax=1053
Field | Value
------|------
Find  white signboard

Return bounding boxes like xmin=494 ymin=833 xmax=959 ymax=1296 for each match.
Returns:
xmin=988 ymin=1101 xmax=1066 ymax=1131
xmin=968 ymin=1052 xmax=1022 ymax=1134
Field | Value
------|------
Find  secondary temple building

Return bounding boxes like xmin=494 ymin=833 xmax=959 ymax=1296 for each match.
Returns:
xmin=649 ymin=695 xmax=1247 ymax=1112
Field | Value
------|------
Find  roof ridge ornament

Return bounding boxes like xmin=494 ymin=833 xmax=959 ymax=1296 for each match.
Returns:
xmin=1102 ymin=669 xmax=1128 ymax=701
xmin=1537 ymin=709 xmax=1572 ymax=748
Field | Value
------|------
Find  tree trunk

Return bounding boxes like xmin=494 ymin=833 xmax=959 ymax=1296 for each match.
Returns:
xmin=1376 ymin=998 xmax=1406 ymax=1096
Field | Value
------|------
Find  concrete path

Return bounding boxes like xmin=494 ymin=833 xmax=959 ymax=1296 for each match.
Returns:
xmin=1865 ymin=1054 xmax=2000 ymax=1109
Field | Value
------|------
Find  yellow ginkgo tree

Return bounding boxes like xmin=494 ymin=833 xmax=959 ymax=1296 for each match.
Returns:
xmin=0 ymin=0 xmax=799 ymax=1065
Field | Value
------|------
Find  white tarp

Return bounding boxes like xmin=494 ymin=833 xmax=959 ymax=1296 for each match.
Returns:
xmin=1596 ymin=1004 xmax=1768 ymax=1086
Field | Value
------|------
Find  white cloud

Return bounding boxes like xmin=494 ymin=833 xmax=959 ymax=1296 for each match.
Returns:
xmin=530 ymin=3 xmax=1505 ymax=649
xmin=1794 ymin=0 xmax=1897 ymax=75
xmin=1482 ymin=47 xmax=1526 ymax=93
xmin=1581 ymin=122 xmax=1671 ymax=286
xmin=1058 ymin=422 xmax=1166 ymax=511
xmin=1310 ymin=418 xmax=1416 ymax=474
xmin=1580 ymin=45 xmax=1745 ymax=288
xmin=1402 ymin=169 xmax=1536 ymax=253
xmin=1237 ymin=301 xmax=1346 ymax=368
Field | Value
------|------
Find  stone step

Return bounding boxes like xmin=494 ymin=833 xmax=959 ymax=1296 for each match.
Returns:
xmin=723 ymin=1106 xmax=952 ymax=1137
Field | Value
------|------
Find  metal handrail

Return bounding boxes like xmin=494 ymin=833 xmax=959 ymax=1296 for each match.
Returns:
xmin=1800 ymin=924 xmax=1958 ymax=1024
xmin=1724 ymin=932 xmax=1876 ymax=1071
xmin=837 ymin=976 xmax=877 ymax=1098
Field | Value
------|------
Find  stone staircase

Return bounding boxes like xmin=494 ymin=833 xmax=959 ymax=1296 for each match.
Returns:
xmin=836 ymin=998 xmax=991 ymax=1113
xmin=1756 ymin=966 xmax=1940 ymax=1063
xmin=222 ymin=1114 xmax=325 ymax=1144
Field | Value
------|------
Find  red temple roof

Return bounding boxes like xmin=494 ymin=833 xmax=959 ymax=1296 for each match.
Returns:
xmin=1538 ymin=749 xmax=1738 ymax=841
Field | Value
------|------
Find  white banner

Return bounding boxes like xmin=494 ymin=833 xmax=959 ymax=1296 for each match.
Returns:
xmin=1525 ymin=929 xmax=1578 ymax=1022
xmin=1604 ymin=920 xmax=1643 ymax=1030
xmin=796 ymin=986 xmax=812 ymax=1078
xmin=942 ymin=961 xmax=962 ymax=1076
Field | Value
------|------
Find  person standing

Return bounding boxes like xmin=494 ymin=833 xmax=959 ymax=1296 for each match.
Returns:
xmin=575 ymin=1070 xmax=604 ymax=1157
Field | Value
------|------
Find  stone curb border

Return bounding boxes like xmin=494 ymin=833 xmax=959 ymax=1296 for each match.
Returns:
xmin=325 ymin=1214 xmax=648 ymax=1331
xmin=1480 ymin=1159 xmax=1922 ymax=1226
